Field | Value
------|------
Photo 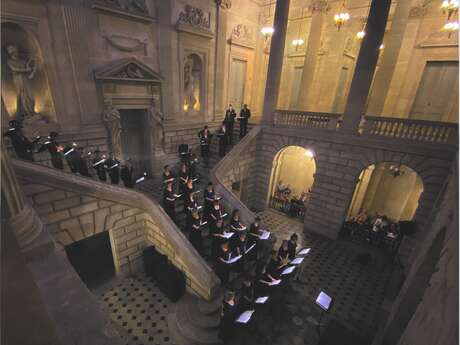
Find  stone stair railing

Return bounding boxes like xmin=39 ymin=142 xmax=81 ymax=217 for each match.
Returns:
xmin=362 ymin=116 xmax=458 ymax=145
xmin=273 ymin=109 xmax=341 ymax=130
xmin=12 ymin=159 xmax=221 ymax=301
xmin=209 ymin=126 xmax=262 ymax=226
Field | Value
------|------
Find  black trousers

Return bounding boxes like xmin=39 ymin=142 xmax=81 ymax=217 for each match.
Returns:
xmin=219 ymin=139 xmax=226 ymax=157
xmin=200 ymin=144 xmax=209 ymax=158
xmin=51 ymin=154 xmax=64 ymax=170
xmin=240 ymin=119 xmax=248 ymax=137
xmin=226 ymin=123 xmax=234 ymax=144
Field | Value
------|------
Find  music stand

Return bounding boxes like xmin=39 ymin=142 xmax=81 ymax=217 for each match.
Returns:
xmin=315 ymin=291 xmax=333 ymax=337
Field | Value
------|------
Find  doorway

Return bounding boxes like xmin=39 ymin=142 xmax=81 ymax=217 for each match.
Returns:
xmin=410 ymin=61 xmax=459 ymax=121
xmin=65 ymin=231 xmax=115 ymax=289
xmin=120 ymin=109 xmax=150 ymax=175
xmin=228 ymin=59 xmax=247 ymax=112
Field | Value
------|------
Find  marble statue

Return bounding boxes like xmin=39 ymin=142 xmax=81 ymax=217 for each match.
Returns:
xmin=6 ymin=44 xmax=37 ymax=119
xmin=184 ymin=57 xmax=197 ymax=112
xmin=148 ymin=101 xmax=165 ymax=153
xmin=102 ymin=99 xmax=123 ymax=158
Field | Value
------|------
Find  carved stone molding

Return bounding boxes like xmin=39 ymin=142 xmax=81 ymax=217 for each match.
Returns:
xmin=94 ymin=57 xmax=163 ymax=83
xmin=417 ymin=31 xmax=459 ymax=48
xmin=228 ymin=24 xmax=255 ymax=49
xmin=103 ymin=32 xmax=147 ymax=53
xmin=409 ymin=5 xmax=428 ymax=18
xmin=216 ymin=0 xmax=232 ymax=10
xmin=178 ymin=5 xmax=210 ymax=29
xmin=308 ymin=0 xmax=329 ymax=13
xmin=176 ymin=5 xmax=214 ymax=39
xmin=92 ymin=0 xmax=154 ymax=23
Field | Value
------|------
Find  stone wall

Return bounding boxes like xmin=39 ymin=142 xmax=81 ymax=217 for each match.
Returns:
xmin=14 ymin=160 xmax=219 ymax=300
xmin=372 ymin=156 xmax=458 ymax=345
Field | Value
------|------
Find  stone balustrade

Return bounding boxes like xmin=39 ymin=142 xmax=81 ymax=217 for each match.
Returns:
xmin=273 ymin=109 xmax=341 ymax=130
xmin=12 ymin=159 xmax=220 ymax=301
xmin=362 ymin=116 xmax=458 ymax=145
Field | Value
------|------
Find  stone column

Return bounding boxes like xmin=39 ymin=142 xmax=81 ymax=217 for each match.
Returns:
xmin=261 ymin=0 xmax=291 ymax=125
xmin=296 ymin=1 xmax=327 ymax=109
xmin=366 ymin=0 xmax=412 ymax=115
xmin=341 ymin=0 xmax=392 ymax=132
xmin=213 ymin=1 xmax=231 ymax=120
xmin=1 ymin=144 xmax=44 ymax=251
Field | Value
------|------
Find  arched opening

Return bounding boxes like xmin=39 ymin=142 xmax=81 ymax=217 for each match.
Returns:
xmin=347 ymin=162 xmax=424 ymax=222
xmin=268 ymin=146 xmax=316 ymax=220
xmin=1 ymin=22 xmax=56 ymax=123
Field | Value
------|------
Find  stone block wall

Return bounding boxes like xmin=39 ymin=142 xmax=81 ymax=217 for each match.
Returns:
xmin=18 ymin=178 xmax=211 ymax=298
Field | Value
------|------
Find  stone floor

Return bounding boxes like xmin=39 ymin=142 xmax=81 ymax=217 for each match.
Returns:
xmin=94 ymin=273 xmax=177 ymax=345
xmin=93 ymin=210 xmax=393 ymax=345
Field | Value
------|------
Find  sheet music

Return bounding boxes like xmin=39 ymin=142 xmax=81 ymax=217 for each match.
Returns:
xmin=63 ymin=148 xmax=74 ymax=156
xmin=224 ymin=254 xmax=242 ymax=264
xmin=281 ymin=266 xmax=295 ymax=275
xmin=268 ymin=279 xmax=282 ymax=286
xmin=109 ymin=163 xmax=119 ymax=169
xmin=221 ymin=213 xmax=228 ymax=218
xmin=174 ymin=194 xmax=183 ymax=198
xmin=291 ymin=257 xmax=304 ymax=265
xmin=135 ymin=177 xmax=145 ymax=184
xmin=200 ymin=221 xmax=208 ymax=226
xmin=297 ymin=248 xmax=311 ymax=255
xmin=316 ymin=292 xmax=332 ymax=311
xmin=255 ymin=296 xmax=269 ymax=304
xmin=259 ymin=230 xmax=270 ymax=240
xmin=245 ymin=243 xmax=256 ymax=254
xmin=235 ymin=310 xmax=255 ymax=324
xmin=387 ymin=232 xmax=397 ymax=239
xmin=221 ymin=232 xmax=234 ymax=239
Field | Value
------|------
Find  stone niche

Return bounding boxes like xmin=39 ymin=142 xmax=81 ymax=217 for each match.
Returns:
xmin=1 ymin=21 xmax=57 ymax=134
xmin=175 ymin=2 xmax=215 ymax=122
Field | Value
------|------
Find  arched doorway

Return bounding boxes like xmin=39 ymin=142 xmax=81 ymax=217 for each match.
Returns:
xmin=347 ymin=162 xmax=424 ymax=222
xmin=268 ymin=146 xmax=316 ymax=220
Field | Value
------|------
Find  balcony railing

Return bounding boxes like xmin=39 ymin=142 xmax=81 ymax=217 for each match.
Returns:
xmin=273 ymin=110 xmax=341 ymax=130
xmin=362 ymin=116 xmax=458 ymax=145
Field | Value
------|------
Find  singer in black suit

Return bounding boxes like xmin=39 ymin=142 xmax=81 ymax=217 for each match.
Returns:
xmin=239 ymin=104 xmax=251 ymax=137
xmin=224 ymin=104 xmax=236 ymax=145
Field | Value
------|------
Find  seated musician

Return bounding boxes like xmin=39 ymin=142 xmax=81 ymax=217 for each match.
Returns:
xmin=230 ymin=209 xmax=246 ymax=232
xmin=257 ymin=264 xmax=279 ymax=295
xmin=267 ymin=250 xmax=284 ymax=279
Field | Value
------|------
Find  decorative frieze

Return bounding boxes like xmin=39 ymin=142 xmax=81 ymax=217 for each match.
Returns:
xmin=103 ymin=33 xmax=147 ymax=53
xmin=92 ymin=0 xmax=153 ymax=23
xmin=228 ymin=24 xmax=255 ymax=49
xmin=176 ymin=5 xmax=214 ymax=39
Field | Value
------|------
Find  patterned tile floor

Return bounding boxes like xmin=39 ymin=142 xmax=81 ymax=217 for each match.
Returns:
xmin=94 ymin=273 xmax=177 ymax=345
xmin=93 ymin=210 xmax=393 ymax=345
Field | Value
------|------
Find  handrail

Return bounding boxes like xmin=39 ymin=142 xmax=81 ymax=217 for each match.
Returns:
xmin=12 ymin=159 xmax=220 ymax=300
xmin=273 ymin=109 xmax=341 ymax=130
xmin=362 ymin=116 xmax=458 ymax=145
xmin=209 ymin=126 xmax=262 ymax=226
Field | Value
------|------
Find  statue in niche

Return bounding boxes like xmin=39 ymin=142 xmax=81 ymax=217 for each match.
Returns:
xmin=183 ymin=57 xmax=197 ymax=112
xmin=102 ymin=99 xmax=123 ymax=158
xmin=6 ymin=44 xmax=37 ymax=120
xmin=148 ymin=100 xmax=165 ymax=153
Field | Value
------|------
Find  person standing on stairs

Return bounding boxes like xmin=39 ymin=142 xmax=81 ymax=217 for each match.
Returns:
xmin=162 ymin=165 xmax=175 ymax=185
xmin=92 ymin=150 xmax=107 ymax=182
xmin=224 ymin=104 xmax=236 ymax=145
xmin=188 ymin=209 xmax=204 ymax=254
xmin=204 ymin=182 xmax=216 ymax=220
xmin=217 ymin=122 xmax=227 ymax=157
xmin=198 ymin=125 xmax=212 ymax=163
xmin=120 ymin=160 xmax=134 ymax=188
xmin=38 ymin=131 xmax=64 ymax=170
xmin=163 ymin=181 xmax=178 ymax=222
xmin=239 ymin=103 xmax=251 ymax=137
xmin=105 ymin=152 xmax=120 ymax=185
xmin=178 ymin=163 xmax=189 ymax=197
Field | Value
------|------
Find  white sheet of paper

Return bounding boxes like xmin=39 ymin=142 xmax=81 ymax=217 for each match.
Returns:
xmin=135 ymin=177 xmax=145 ymax=184
xmin=259 ymin=230 xmax=270 ymax=240
xmin=297 ymin=248 xmax=311 ymax=256
xmin=236 ymin=310 xmax=255 ymax=323
xmin=224 ymin=254 xmax=242 ymax=264
xmin=200 ymin=221 xmax=208 ymax=226
xmin=222 ymin=213 xmax=228 ymax=218
xmin=255 ymin=296 xmax=269 ymax=304
xmin=268 ymin=279 xmax=282 ymax=286
xmin=221 ymin=232 xmax=234 ymax=239
xmin=281 ymin=266 xmax=295 ymax=275
xmin=245 ymin=243 xmax=256 ymax=254
xmin=291 ymin=257 xmax=304 ymax=265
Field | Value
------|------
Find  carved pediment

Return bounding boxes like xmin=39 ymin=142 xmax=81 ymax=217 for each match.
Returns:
xmin=94 ymin=58 xmax=163 ymax=83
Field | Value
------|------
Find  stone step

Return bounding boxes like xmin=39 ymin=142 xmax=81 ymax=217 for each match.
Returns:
xmin=180 ymin=294 xmax=221 ymax=329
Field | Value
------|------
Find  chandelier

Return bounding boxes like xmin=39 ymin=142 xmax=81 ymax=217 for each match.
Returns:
xmin=334 ymin=1 xmax=350 ymax=31
xmin=441 ymin=0 xmax=459 ymax=20
xmin=261 ymin=2 xmax=274 ymax=38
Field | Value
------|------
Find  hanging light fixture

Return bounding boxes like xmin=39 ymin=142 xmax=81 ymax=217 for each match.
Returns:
xmin=441 ymin=0 xmax=459 ymax=20
xmin=292 ymin=9 xmax=305 ymax=50
xmin=261 ymin=2 xmax=274 ymax=38
xmin=334 ymin=0 xmax=350 ymax=31
xmin=442 ymin=21 xmax=459 ymax=36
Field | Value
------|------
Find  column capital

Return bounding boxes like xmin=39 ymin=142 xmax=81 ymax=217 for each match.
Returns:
xmin=309 ymin=0 xmax=329 ymax=14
